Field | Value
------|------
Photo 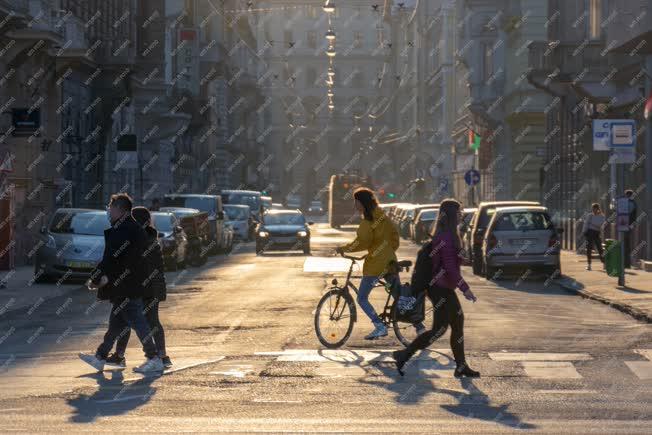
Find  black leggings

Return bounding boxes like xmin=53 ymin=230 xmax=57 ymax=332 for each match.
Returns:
xmin=405 ymin=287 xmax=466 ymax=365
xmin=115 ymin=298 xmax=166 ymax=358
xmin=585 ymin=229 xmax=604 ymax=264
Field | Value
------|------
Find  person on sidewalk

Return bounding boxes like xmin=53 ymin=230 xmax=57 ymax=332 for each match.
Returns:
xmin=624 ymin=190 xmax=637 ymax=269
xmin=392 ymin=199 xmax=479 ymax=378
xmin=106 ymin=206 xmax=172 ymax=369
xmin=582 ymin=203 xmax=606 ymax=271
xmin=335 ymin=187 xmax=402 ymax=340
xmin=79 ymin=193 xmax=164 ymax=373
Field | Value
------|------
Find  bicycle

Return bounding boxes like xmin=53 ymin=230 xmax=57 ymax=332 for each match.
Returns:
xmin=314 ymin=253 xmax=436 ymax=349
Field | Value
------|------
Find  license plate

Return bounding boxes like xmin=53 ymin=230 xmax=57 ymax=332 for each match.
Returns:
xmin=273 ymin=237 xmax=296 ymax=243
xmin=510 ymin=238 xmax=535 ymax=245
xmin=67 ymin=261 xmax=94 ymax=269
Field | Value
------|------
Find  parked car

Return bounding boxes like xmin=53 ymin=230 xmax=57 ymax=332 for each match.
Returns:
xmin=308 ymin=200 xmax=324 ymax=215
xmin=482 ymin=206 xmax=562 ymax=278
xmin=271 ymin=203 xmax=285 ymax=210
xmin=398 ymin=206 xmax=417 ymax=239
xmin=224 ymin=204 xmax=251 ymax=241
xmin=261 ymin=195 xmax=273 ymax=211
xmin=412 ymin=208 xmax=438 ymax=243
xmin=406 ymin=204 xmax=440 ymax=240
xmin=34 ymin=209 xmax=107 ymax=283
xmin=460 ymin=207 xmax=477 ymax=264
xmin=151 ymin=212 xmax=188 ymax=270
xmin=256 ymin=210 xmax=314 ymax=255
xmin=220 ymin=190 xmax=263 ymax=222
xmin=469 ymin=201 xmax=540 ymax=275
xmin=159 ymin=207 xmax=210 ymax=266
xmin=162 ymin=194 xmax=231 ymax=255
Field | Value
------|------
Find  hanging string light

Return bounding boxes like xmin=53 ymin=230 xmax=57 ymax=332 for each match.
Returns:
xmin=323 ymin=1 xmax=335 ymax=13
xmin=325 ymin=28 xmax=336 ymax=40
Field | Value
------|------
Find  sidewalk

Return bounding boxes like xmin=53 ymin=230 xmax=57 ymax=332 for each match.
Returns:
xmin=0 ymin=266 xmax=82 ymax=316
xmin=556 ymin=250 xmax=652 ymax=323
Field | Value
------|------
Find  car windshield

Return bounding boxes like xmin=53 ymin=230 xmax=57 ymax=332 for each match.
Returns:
xmin=160 ymin=208 xmax=199 ymax=217
xmin=225 ymin=206 xmax=249 ymax=221
xmin=419 ymin=210 xmax=437 ymax=220
xmin=164 ymin=197 xmax=216 ymax=216
xmin=264 ymin=213 xmax=306 ymax=225
xmin=494 ymin=212 xmax=553 ymax=231
xmin=152 ymin=214 xmax=175 ymax=232
xmin=262 ymin=199 xmax=272 ymax=208
xmin=49 ymin=211 xmax=107 ymax=235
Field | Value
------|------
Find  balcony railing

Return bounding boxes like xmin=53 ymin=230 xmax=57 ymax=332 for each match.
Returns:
xmin=0 ymin=0 xmax=28 ymax=15
xmin=528 ymin=40 xmax=611 ymax=76
xmin=27 ymin=0 xmax=64 ymax=38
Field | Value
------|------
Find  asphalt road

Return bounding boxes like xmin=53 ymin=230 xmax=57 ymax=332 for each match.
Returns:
xmin=0 ymin=220 xmax=651 ymax=433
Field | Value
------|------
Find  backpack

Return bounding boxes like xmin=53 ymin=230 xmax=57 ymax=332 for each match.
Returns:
xmin=410 ymin=240 xmax=435 ymax=295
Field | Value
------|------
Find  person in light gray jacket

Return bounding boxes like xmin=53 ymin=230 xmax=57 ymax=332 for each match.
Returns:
xmin=582 ymin=203 xmax=606 ymax=271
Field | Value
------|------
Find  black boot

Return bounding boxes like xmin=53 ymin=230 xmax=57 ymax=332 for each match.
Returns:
xmin=454 ymin=362 xmax=480 ymax=378
xmin=392 ymin=349 xmax=410 ymax=376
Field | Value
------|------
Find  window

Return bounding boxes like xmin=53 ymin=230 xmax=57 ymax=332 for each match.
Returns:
xmin=284 ymin=29 xmax=293 ymax=45
xmin=353 ymin=69 xmax=364 ymax=87
xmin=354 ymin=31 xmax=363 ymax=48
xmin=307 ymin=31 xmax=317 ymax=49
xmin=494 ymin=212 xmax=553 ymax=231
xmin=589 ymin=0 xmax=602 ymax=40
xmin=306 ymin=67 xmax=316 ymax=87
xmin=483 ymin=44 xmax=493 ymax=80
xmin=307 ymin=5 xmax=317 ymax=18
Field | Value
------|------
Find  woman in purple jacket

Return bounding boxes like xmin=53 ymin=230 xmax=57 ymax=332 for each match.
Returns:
xmin=392 ymin=199 xmax=480 ymax=377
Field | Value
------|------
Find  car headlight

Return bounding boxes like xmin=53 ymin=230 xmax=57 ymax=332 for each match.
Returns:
xmin=45 ymin=235 xmax=56 ymax=249
xmin=297 ymin=231 xmax=308 ymax=237
xmin=258 ymin=231 xmax=269 ymax=237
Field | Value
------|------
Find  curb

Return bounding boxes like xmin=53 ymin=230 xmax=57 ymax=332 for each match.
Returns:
xmin=555 ymin=277 xmax=652 ymax=323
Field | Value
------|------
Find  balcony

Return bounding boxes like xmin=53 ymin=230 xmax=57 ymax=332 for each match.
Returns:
xmin=0 ymin=0 xmax=28 ymax=17
xmin=605 ymin=0 xmax=652 ymax=55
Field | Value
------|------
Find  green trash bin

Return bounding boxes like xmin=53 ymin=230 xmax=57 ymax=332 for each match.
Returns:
xmin=604 ymin=239 xmax=622 ymax=277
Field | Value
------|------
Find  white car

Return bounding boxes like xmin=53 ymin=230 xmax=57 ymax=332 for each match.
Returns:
xmin=482 ymin=206 xmax=562 ymax=278
xmin=224 ymin=204 xmax=251 ymax=241
xmin=308 ymin=201 xmax=324 ymax=215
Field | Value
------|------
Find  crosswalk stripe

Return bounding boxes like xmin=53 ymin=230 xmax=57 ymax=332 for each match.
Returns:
xmin=521 ymin=361 xmax=583 ymax=379
xmin=488 ymin=352 xmax=592 ymax=361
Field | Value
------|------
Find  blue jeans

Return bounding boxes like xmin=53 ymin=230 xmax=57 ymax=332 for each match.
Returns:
xmin=96 ymin=298 xmax=158 ymax=359
xmin=357 ymin=276 xmax=382 ymax=326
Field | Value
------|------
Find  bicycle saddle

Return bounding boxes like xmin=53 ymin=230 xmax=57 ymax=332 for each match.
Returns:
xmin=397 ymin=260 xmax=412 ymax=268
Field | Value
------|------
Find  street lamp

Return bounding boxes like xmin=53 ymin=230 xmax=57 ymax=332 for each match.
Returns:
xmin=323 ymin=1 xmax=335 ymax=13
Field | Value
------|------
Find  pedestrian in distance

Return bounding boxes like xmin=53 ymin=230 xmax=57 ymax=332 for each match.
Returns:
xmin=335 ymin=187 xmax=404 ymax=340
xmin=582 ymin=203 xmax=606 ymax=271
xmin=79 ymin=193 xmax=164 ymax=373
xmin=392 ymin=198 xmax=480 ymax=378
xmin=105 ymin=206 xmax=172 ymax=370
xmin=624 ymin=190 xmax=637 ymax=269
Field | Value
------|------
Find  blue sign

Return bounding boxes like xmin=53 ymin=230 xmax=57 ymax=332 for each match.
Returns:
xmin=464 ymin=169 xmax=480 ymax=186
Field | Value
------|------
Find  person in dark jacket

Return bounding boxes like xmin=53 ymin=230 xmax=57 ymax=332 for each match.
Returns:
xmin=78 ymin=193 xmax=164 ymax=373
xmin=106 ymin=206 xmax=171 ymax=369
xmin=392 ymin=199 xmax=480 ymax=378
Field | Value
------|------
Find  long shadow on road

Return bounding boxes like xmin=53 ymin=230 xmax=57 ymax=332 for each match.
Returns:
xmin=358 ymin=349 xmax=537 ymax=430
xmin=67 ymin=370 xmax=160 ymax=423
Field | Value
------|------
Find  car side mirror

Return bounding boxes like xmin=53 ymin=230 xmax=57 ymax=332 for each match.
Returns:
xmin=308 ymin=221 xmax=314 ymax=226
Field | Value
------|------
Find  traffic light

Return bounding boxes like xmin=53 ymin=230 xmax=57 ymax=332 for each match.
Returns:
xmin=387 ymin=193 xmax=396 ymax=199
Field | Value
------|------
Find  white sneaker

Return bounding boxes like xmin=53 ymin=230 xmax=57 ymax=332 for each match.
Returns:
xmin=133 ymin=357 xmax=164 ymax=373
xmin=78 ymin=353 xmax=105 ymax=372
xmin=364 ymin=324 xmax=388 ymax=340
xmin=586 ymin=264 xmax=591 ymax=271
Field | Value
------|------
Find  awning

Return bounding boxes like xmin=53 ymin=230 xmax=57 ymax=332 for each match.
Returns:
xmin=571 ymin=82 xmax=642 ymax=107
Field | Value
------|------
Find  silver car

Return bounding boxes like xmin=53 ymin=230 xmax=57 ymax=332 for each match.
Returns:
xmin=224 ymin=204 xmax=251 ymax=241
xmin=482 ymin=206 xmax=562 ymax=278
xmin=34 ymin=208 xmax=107 ymax=282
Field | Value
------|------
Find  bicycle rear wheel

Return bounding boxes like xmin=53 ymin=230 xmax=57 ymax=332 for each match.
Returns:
xmin=392 ymin=295 xmax=436 ymax=348
xmin=315 ymin=289 xmax=355 ymax=349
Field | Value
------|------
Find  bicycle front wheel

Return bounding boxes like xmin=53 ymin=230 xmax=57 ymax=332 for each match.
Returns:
xmin=314 ymin=289 xmax=355 ymax=349
xmin=392 ymin=295 xmax=436 ymax=348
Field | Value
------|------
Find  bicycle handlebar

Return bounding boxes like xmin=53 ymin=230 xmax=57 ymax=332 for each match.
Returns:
xmin=339 ymin=252 xmax=367 ymax=261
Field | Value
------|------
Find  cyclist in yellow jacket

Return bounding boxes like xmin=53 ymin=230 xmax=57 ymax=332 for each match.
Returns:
xmin=336 ymin=187 xmax=400 ymax=339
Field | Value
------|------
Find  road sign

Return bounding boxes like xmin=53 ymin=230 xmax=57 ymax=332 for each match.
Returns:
xmin=464 ymin=169 xmax=480 ymax=186
xmin=593 ymin=119 xmax=636 ymax=163
xmin=616 ymin=197 xmax=630 ymax=232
